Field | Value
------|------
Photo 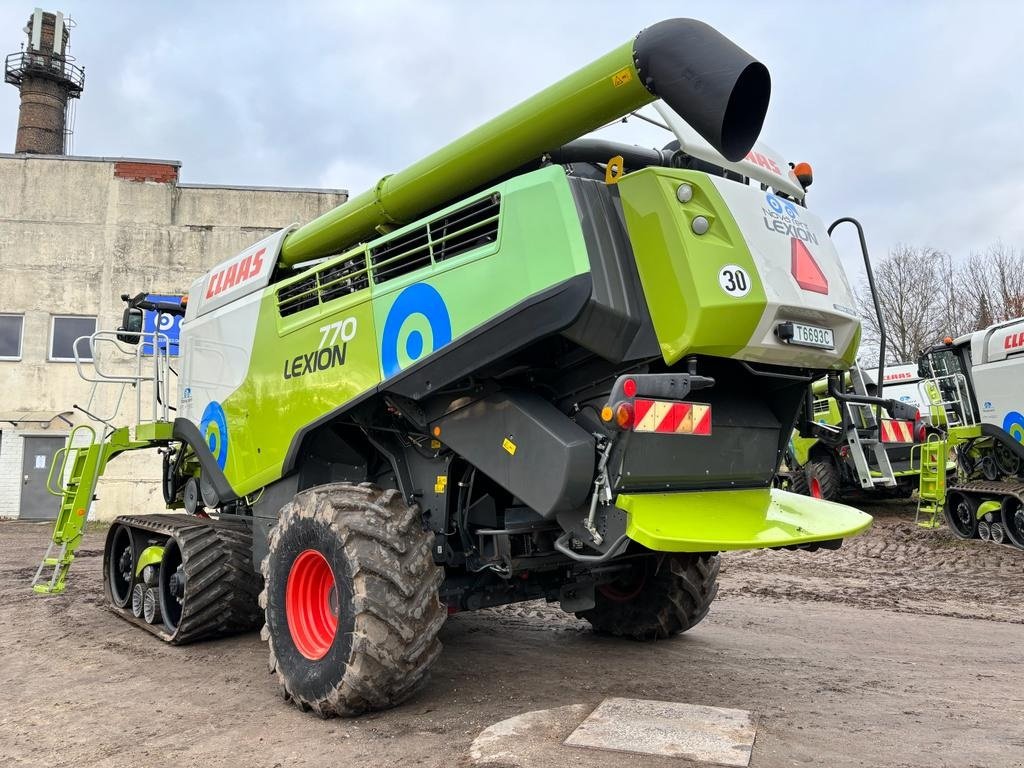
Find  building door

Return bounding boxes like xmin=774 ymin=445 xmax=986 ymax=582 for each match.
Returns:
xmin=19 ymin=435 xmax=66 ymax=520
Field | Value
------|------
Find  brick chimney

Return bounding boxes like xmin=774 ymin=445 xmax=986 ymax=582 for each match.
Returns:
xmin=4 ymin=8 xmax=85 ymax=154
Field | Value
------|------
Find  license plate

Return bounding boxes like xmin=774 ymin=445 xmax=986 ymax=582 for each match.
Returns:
xmin=787 ymin=322 xmax=834 ymax=349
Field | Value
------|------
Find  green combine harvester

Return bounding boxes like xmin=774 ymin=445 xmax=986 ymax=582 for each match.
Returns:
xmin=34 ymin=19 xmax=893 ymax=716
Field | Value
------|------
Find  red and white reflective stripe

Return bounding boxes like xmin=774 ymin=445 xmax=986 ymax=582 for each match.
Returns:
xmin=632 ymin=399 xmax=711 ymax=435
xmin=880 ymin=419 xmax=914 ymax=443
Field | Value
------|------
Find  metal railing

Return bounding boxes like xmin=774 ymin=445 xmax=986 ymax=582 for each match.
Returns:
xmin=72 ymin=330 xmax=175 ymax=428
xmin=924 ymin=372 xmax=976 ymax=429
xmin=4 ymin=50 xmax=85 ymax=94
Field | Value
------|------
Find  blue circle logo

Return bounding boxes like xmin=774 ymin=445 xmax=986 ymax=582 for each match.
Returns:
xmin=381 ymin=283 xmax=452 ymax=378
xmin=200 ymin=401 xmax=229 ymax=470
xmin=1003 ymin=411 xmax=1024 ymax=445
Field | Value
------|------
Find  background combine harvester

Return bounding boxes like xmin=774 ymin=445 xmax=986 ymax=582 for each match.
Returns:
xmin=32 ymin=19 xmax=902 ymax=716
xmin=787 ymin=363 xmax=936 ymax=501
xmin=915 ymin=318 xmax=1024 ymax=548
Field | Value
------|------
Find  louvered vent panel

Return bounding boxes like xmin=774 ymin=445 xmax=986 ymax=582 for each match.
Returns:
xmin=430 ymin=193 xmax=500 ymax=262
xmin=277 ymin=253 xmax=369 ymax=317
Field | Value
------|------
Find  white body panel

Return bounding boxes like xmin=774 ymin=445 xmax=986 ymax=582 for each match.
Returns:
xmin=967 ymin=317 xmax=1024 ymax=436
xmin=179 ymin=229 xmax=292 ymax=437
xmin=654 ymin=101 xmax=805 ymax=200
xmin=190 ymin=227 xmax=291 ymax=319
xmin=864 ymin=363 xmax=928 ymax=417
xmin=709 ymin=176 xmax=859 ymax=368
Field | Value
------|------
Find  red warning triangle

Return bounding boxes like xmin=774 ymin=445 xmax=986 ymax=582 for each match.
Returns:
xmin=791 ymin=237 xmax=829 ymax=294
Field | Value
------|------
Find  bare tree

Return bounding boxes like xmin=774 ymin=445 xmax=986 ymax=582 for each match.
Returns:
xmin=857 ymin=244 xmax=949 ymax=363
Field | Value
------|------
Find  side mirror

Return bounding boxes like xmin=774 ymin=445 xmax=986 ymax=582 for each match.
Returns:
xmin=116 ymin=307 xmax=144 ymax=344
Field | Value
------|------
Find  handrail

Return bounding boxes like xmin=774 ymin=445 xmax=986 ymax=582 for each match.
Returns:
xmin=45 ymin=424 xmax=96 ymax=497
xmin=71 ymin=330 xmax=175 ymax=426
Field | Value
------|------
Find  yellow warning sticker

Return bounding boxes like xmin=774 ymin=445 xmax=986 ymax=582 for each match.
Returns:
xmin=434 ymin=475 xmax=448 ymax=494
xmin=430 ymin=439 xmax=441 ymax=450
xmin=611 ymin=67 xmax=633 ymax=88
xmin=502 ymin=437 xmax=517 ymax=456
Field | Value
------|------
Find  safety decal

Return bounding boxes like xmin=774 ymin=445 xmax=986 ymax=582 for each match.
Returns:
xmin=200 ymin=401 xmax=229 ymax=470
xmin=633 ymin=399 xmax=711 ymax=436
xmin=381 ymin=283 xmax=452 ymax=378
xmin=880 ymin=419 xmax=914 ymax=443
xmin=718 ymin=265 xmax=751 ymax=298
xmin=1003 ymin=411 xmax=1024 ymax=444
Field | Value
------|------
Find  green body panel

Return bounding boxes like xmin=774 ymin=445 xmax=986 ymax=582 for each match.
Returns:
xmin=280 ymin=42 xmax=651 ymax=264
xmin=220 ymin=167 xmax=590 ymax=494
xmin=617 ymin=488 xmax=872 ymax=552
xmin=792 ymin=397 xmax=843 ymax=466
xmin=135 ymin=545 xmax=165 ymax=576
xmin=135 ymin=421 xmax=174 ymax=442
xmin=617 ymin=168 xmax=767 ymax=364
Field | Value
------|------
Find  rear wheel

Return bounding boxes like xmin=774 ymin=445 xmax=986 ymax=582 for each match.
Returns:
xmin=805 ymin=459 xmax=841 ymax=501
xmin=788 ymin=466 xmax=809 ymax=495
xmin=261 ymin=483 xmax=445 ymax=717
xmin=577 ymin=552 xmax=719 ymax=641
xmin=944 ymin=491 xmax=978 ymax=539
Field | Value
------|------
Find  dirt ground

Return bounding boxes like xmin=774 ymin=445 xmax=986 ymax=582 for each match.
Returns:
xmin=1 ymin=502 xmax=1022 ymax=768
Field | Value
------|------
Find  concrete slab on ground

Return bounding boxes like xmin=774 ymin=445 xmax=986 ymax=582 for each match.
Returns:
xmin=564 ymin=697 xmax=756 ymax=766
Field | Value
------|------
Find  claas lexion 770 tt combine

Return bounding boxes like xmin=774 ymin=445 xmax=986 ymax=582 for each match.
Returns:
xmin=34 ymin=19 xmax=894 ymax=716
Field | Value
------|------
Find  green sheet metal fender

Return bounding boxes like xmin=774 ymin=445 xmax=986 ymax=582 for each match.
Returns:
xmin=616 ymin=488 xmax=871 ymax=552
xmin=135 ymin=545 xmax=165 ymax=576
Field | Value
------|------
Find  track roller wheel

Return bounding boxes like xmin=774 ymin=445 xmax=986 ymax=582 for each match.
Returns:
xmin=990 ymin=522 xmax=1006 ymax=545
xmin=1001 ymin=500 xmax=1024 ymax=550
xmin=261 ymin=483 xmax=445 ymax=717
xmin=131 ymin=583 xmax=146 ymax=618
xmin=978 ymin=521 xmax=991 ymax=541
xmin=805 ymin=459 xmax=841 ymax=502
xmin=944 ymin=492 xmax=978 ymax=539
xmin=577 ymin=552 xmax=719 ymax=640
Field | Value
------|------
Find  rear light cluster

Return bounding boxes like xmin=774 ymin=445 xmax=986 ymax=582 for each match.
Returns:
xmin=601 ymin=378 xmax=711 ymax=436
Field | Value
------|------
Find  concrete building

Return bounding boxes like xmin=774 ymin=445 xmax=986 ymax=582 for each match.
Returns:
xmin=0 ymin=153 xmax=347 ymax=519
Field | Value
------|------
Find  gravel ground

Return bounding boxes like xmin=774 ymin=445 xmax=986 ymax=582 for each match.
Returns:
xmin=1 ymin=501 xmax=1022 ymax=768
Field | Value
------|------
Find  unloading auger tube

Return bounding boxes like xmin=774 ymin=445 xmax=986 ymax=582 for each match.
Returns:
xmin=278 ymin=18 xmax=770 ymax=265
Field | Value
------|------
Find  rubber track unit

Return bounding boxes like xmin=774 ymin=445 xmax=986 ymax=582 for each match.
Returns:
xmin=260 ymin=484 xmax=446 ymax=717
xmin=577 ymin=552 xmax=720 ymax=640
xmin=948 ymin=479 xmax=1024 ymax=550
xmin=104 ymin=514 xmax=263 ymax=644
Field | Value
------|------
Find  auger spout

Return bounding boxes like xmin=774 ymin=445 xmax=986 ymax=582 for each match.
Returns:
xmin=279 ymin=18 xmax=770 ymax=265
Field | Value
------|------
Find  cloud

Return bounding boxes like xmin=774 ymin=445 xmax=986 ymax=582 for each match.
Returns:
xmin=0 ymin=1 xmax=1021 ymax=261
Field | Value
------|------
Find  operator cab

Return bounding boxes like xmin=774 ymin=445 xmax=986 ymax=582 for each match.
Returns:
xmin=918 ymin=336 xmax=977 ymax=425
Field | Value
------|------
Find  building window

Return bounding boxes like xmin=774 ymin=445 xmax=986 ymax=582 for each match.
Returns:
xmin=50 ymin=315 xmax=97 ymax=362
xmin=0 ymin=314 xmax=24 ymax=360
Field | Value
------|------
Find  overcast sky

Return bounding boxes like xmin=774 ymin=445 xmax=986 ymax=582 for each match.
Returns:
xmin=2 ymin=1 xmax=1022 ymax=283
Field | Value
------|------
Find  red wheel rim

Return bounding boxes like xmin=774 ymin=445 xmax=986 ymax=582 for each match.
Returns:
xmin=286 ymin=549 xmax=338 ymax=661
xmin=598 ymin=562 xmax=648 ymax=603
xmin=810 ymin=477 xmax=823 ymax=499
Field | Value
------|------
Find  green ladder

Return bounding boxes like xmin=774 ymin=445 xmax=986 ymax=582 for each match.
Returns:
xmin=31 ymin=423 xmax=168 ymax=594
xmin=914 ymin=437 xmax=947 ymax=529
xmin=32 ymin=425 xmax=104 ymax=594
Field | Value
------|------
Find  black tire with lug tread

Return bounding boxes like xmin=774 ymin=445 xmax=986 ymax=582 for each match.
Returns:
xmin=260 ymin=483 xmax=445 ymax=717
xmin=788 ymin=466 xmax=809 ymax=496
xmin=577 ymin=552 xmax=719 ymax=641
xmin=805 ymin=458 xmax=841 ymax=501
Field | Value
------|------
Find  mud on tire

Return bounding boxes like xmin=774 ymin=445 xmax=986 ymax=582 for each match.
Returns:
xmin=260 ymin=483 xmax=445 ymax=717
xmin=577 ymin=552 xmax=719 ymax=640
